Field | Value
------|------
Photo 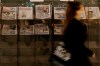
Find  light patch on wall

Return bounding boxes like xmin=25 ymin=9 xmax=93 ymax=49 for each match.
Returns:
xmin=30 ymin=0 xmax=44 ymax=2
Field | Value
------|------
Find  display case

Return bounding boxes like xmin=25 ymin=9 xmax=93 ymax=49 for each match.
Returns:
xmin=0 ymin=0 xmax=100 ymax=66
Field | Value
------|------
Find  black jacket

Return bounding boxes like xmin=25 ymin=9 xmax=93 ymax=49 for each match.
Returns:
xmin=61 ymin=18 xmax=93 ymax=66
xmin=50 ymin=18 xmax=93 ymax=66
xmin=62 ymin=18 xmax=93 ymax=56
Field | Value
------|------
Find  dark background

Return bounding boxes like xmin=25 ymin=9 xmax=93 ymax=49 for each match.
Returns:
xmin=0 ymin=0 xmax=100 ymax=66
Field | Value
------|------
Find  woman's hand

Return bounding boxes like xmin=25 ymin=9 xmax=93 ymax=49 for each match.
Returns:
xmin=92 ymin=52 xmax=96 ymax=59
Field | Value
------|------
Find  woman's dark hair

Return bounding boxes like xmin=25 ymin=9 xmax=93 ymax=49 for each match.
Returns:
xmin=66 ymin=1 xmax=82 ymax=22
xmin=63 ymin=1 xmax=82 ymax=33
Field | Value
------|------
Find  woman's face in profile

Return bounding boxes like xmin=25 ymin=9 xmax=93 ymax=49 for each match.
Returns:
xmin=76 ymin=5 xmax=85 ymax=16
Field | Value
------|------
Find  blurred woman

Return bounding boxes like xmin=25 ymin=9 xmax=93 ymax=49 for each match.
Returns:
xmin=62 ymin=1 xmax=95 ymax=66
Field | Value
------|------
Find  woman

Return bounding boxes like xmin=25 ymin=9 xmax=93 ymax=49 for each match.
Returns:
xmin=62 ymin=1 xmax=95 ymax=66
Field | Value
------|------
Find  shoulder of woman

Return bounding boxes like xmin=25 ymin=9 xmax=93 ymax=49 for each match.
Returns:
xmin=69 ymin=19 xmax=81 ymax=26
